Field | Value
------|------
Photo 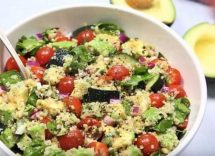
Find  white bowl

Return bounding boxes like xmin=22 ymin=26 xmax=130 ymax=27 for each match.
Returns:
xmin=0 ymin=4 xmax=207 ymax=156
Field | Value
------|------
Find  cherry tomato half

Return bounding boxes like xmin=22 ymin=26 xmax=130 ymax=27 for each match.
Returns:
xmin=134 ymin=133 xmax=159 ymax=155
xmin=58 ymin=128 xmax=84 ymax=150
xmin=167 ymin=68 xmax=182 ymax=86
xmin=76 ymin=30 xmax=95 ymax=45
xmin=58 ymin=76 xmax=75 ymax=95
xmin=87 ymin=142 xmax=109 ymax=156
xmin=31 ymin=66 xmax=45 ymax=82
xmin=5 ymin=55 xmax=27 ymax=71
xmin=63 ymin=96 xmax=82 ymax=117
xmin=77 ymin=117 xmax=101 ymax=129
xmin=107 ymin=65 xmax=130 ymax=81
xmin=177 ymin=118 xmax=188 ymax=130
xmin=40 ymin=116 xmax=54 ymax=140
xmin=78 ymin=117 xmax=102 ymax=140
xmin=168 ymin=85 xmax=187 ymax=98
xmin=150 ymin=93 xmax=166 ymax=108
xmin=35 ymin=47 xmax=54 ymax=66
xmin=55 ymin=31 xmax=70 ymax=42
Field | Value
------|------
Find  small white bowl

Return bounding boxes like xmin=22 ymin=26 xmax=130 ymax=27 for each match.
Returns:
xmin=0 ymin=4 xmax=207 ymax=156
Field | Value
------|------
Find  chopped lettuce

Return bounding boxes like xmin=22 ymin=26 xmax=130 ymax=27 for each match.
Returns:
xmin=154 ymin=119 xmax=173 ymax=133
xmin=134 ymin=66 xmax=148 ymax=75
xmin=16 ymin=36 xmax=44 ymax=56
xmin=121 ymin=74 xmax=153 ymax=88
xmin=0 ymin=70 xmax=23 ymax=88
xmin=26 ymin=88 xmax=38 ymax=107
xmin=41 ymin=28 xmax=58 ymax=43
xmin=174 ymin=98 xmax=190 ymax=124
xmin=67 ymin=45 xmax=94 ymax=74
xmin=47 ymin=121 xmax=58 ymax=135
xmin=95 ymin=22 xmax=123 ymax=35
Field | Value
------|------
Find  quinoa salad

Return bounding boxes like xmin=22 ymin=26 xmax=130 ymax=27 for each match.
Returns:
xmin=0 ymin=23 xmax=190 ymax=156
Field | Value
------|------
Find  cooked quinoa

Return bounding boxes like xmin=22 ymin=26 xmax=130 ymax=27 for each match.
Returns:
xmin=0 ymin=23 xmax=190 ymax=156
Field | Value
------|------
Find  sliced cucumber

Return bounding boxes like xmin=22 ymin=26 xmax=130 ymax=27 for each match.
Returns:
xmin=146 ymin=74 xmax=165 ymax=92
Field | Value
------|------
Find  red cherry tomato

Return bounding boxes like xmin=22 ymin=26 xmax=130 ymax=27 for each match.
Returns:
xmin=107 ymin=65 xmax=130 ymax=81
xmin=167 ymin=68 xmax=182 ymax=86
xmin=31 ymin=66 xmax=45 ymax=82
xmin=150 ymin=93 xmax=166 ymax=108
xmin=78 ymin=117 xmax=102 ymax=140
xmin=87 ymin=142 xmax=109 ymax=156
xmin=63 ymin=96 xmax=82 ymax=117
xmin=58 ymin=128 xmax=84 ymax=150
xmin=168 ymin=85 xmax=187 ymax=98
xmin=77 ymin=117 xmax=101 ymax=129
xmin=76 ymin=30 xmax=95 ymax=45
xmin=58 ymin=76 xmax=75 ymax=94
xmin=177 ymin=118 xmax=188 ymax=129
xmin=55 ymin=31 xmax=70 ymax=42
xmin=5 ymin=55 xmax=27 ymax=71
xmin=40 ymin=116 xmax=54 ymax=140
xmin=35 ymin=47 xmax=54 ymax=66
xmin=134 ymin=133 xmax=159 ymax=155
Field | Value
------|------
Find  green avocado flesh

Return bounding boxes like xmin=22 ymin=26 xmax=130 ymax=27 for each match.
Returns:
xmin=111 ymin=0 xmax=176 ymax=25
xmin=184 ymin=22 xmax=215 ymax=78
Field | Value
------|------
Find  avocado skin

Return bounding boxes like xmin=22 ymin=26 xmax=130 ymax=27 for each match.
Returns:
xmin=110 ymin=0 xmax=175 ymax=27
xmin=165 ymin=22 xmax=174 ymax=27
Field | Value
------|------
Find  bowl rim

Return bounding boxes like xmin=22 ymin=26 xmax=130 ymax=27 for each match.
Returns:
xmin=1 ymin=4 xmax=207 ymax=156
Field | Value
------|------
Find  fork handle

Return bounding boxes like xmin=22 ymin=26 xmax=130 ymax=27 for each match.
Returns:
xmin=0 ymin=29 xmax=29 ymax=79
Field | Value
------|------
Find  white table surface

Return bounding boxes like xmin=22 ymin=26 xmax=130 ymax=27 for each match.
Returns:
xmin=0 ymin=0 xmax=215 ymax=155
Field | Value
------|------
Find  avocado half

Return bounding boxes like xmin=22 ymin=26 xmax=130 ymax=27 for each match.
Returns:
xmin=184 ymin=22 xmax=215 ymax=80
xmin=110 ymin=0 xmax=176 ymax=26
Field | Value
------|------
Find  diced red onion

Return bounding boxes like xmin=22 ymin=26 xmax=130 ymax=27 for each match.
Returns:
xmin=29 ymin=109 xmax=42 ymax=120
xmin=36 ymin=33 xmax=43 ymax=40
xmin=119 ymin=33 xmax=129 ymax=43
xmin=110 ymin=99 xmax=121 ymax=104
xmin=147 ymin=62 xmax=155 ymax=69
xmin=138 ymin=56 xmax=146 ymax=65
xmin=103 ymin=116 xmax=115 ymax=126
xmin=132 ymin=105 xmax=141 ymax=116
xmin=26 ymin=60 xmax=40 ymax=67
xmin=59 ymin=93 xmax=69 ymax=99
xmin=160 ymin=86 xmax=170 ymax=93
xmin=0 ymin=86 xmax=6 ymax=95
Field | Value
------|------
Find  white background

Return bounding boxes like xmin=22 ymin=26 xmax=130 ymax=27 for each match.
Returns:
xmin=0 ymin=0 xmax=215 ymax=155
